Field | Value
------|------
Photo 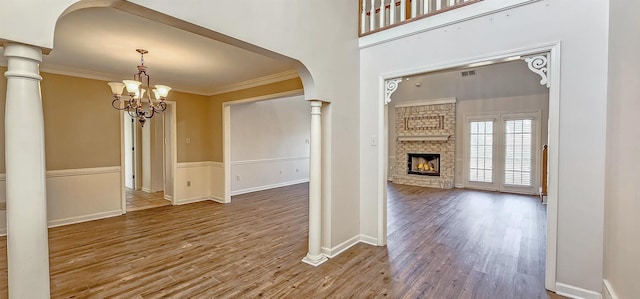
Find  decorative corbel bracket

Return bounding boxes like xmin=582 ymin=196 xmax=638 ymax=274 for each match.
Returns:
xmin=384 ymin=78 xmax=402 ymax=105
xmin=524 ymin=53 xmax=550 ymax=88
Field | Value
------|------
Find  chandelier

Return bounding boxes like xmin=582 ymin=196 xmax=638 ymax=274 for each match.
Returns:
xmin=107 ymin=49 xmax=171 ymax=126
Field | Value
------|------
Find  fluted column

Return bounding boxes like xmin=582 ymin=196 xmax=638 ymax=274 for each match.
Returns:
xmin=3 ymin=42 xmax=51 ymax=298
xmin=302 ymin=100 xmax=327 ymax=266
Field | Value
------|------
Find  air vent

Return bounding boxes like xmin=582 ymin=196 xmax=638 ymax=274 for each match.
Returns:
xmin=461 ymin=70 xmax=476 ymax=77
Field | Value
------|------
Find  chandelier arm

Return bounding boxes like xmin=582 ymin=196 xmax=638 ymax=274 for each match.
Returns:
xmin=112 ymin=98 xmax=126 ymax=110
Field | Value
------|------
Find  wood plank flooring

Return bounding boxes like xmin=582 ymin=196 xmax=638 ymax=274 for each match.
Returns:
xmin=0 ymin=183 xmax=564 ymax=298
xmin=126 ymin=188 xmax=171 ymax=212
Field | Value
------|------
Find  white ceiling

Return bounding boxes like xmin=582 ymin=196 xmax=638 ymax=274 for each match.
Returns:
xmin=1 ymin=7 xmax=297 ymax=95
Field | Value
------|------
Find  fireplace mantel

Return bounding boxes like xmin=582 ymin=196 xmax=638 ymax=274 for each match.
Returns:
xmin=397 ymin=135 xmax=450 ymax=142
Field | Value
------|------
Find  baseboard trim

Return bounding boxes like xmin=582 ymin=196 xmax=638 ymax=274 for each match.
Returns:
xmin=556 ymin=283 xmax=602 ymax=299
xmin=164 ymin=194 xmax=173 ymax=200
xmin=210 ymin=196 xmax=226 ymax=204
xmin=231 ymin=179 xmax=309 ymax=196
xmin=0 ymin=228 xmax=6 ymax=237
xmin=175 ymin=197 xmax=215 ymax=205
xmin=177 ymin=161 xmax=216 ymax=168
xmin=231 ymin=156 xmax=309 ymax=166
xmin=48 ymin=210 xmax=123 ymax=228
xmin=454 ymin=183 xmax=465 ymax=188
xmin=141 ymin=187 xmax=151 ymax=193
xmin=359 ymin=234 xmax=380 ymax=246
xmin=602 ymin=280 xmax=618 ymax=299
xmin=0 ymin=167 xmax=121 ymax=181
xmin=321 ymin=234 xmax=361 ymax=258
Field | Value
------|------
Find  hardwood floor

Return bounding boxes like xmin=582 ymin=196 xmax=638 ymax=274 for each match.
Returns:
xmin=126 ymin=188 xmax=171 ymax=212
xmin=0 ymin=183 xmax=565 ymax=298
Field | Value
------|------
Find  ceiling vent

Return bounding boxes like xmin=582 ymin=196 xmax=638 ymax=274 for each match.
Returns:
xmin=461 ymin=70 xmax=476 ymax=77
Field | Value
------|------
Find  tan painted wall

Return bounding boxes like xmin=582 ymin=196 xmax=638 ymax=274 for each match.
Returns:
xmin=209 ymin=77 xmax=303 ymax=162
xmin=173 ymin=91 xmax=214 ymax=163
xmin=42 ymin=72 xmax=121 ymax=170
xmin=0 ymin=68 xmax=221 ymax=170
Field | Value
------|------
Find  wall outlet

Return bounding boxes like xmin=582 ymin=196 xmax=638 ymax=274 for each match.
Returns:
xmin=236 ymin=175 xmax=240 ymax=181
xmin=305 ymin=139 xmax=310 ymax=144
xmin=279 ymin=170 xmax=282 ymax=174
xmin=186 ymin=138 xmax=191 ymax=144
xmin=296 ymin=168 xmax=299 ymax=173
xmin=187 ymin=181 xmax=191 ymax=187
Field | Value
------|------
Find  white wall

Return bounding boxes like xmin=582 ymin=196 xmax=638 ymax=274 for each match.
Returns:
xmin=455 ymin=95 xmax=549 ymax=188
xmin=230 ymin=95 xmax=310 ymax=195
xmin=604 ymin=0 xmax=640 ymax=298
xmin=361 ymin=0 xmax=608 ymax=293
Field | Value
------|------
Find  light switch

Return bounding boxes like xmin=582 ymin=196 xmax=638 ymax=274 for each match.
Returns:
xmin=186 ymin=138 xmax=191 ymax=144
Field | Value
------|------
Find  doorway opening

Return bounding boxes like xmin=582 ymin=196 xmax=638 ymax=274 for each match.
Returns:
xmin=121 ymin=101 xmax=176 ymax=212
xmin=380 ymin=44 xmax=560 ymax=291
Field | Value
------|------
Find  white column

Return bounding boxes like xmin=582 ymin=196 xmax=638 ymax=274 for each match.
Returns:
xmin=400 ymin=0 xmax=407 ymax=21
xmin=302 ymin=100 xmax=327 ymax=267
xmin=3 ymin=42 xmax=51 ymax=298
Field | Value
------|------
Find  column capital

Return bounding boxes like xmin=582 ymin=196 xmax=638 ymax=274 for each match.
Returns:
xmin=4 ymin=43 xmax=43 ymax=81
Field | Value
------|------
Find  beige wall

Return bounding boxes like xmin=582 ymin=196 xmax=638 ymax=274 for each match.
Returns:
xmin=209 ymin=77 xmax=304 ymax=162
xmin=40 ymin=72 xmax=121 ymax=170
xmin=0 ymin=68 xmax=222 ymax=170
xmin=173 ymin=91 xmax=214 ymax=163
xmin=604 ymin=0 xmax=640 ymax=298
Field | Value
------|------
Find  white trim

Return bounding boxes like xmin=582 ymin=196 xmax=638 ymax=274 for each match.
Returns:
xmin=397 ymin=135 xmax=450 ymax=142
xmin=230 ymin=179 xmax=309 ymax=196
xmin=359 ymin=0 xmax=542 ymax=48
xmin=556 ymin=283 xmax=602 ymax=299
xmin=209 ymin=70 xmax=300 ymax=95
xmin=177 ymin=161 xmax=218 ymax=168
xmin=211 ymin=162 xmax=224 ymax=168
xmin=602 ymin=280 xmax=619 ymax=299
xmin=44 ymin=166 xmax=121 ymax=178
xmin=210 ymin=196 xmax=226 ymax=204
xmin=47 ymin=210 xmax=123 ymax=228
xmin=164 ymin=194 xmax=173 ymax=200
xmin=0 ymin=228 xmax=6 ymax=237
xmin=174 ymin=197 xmax=215 ymax=205
xmin=141 ymin=187 xmax=151 ymax=193
xmin=377 ymin=41 xmax=561 ymax=292
xmin=394 ymin=97 xmax=457 ymax=107
xmin=320 ymin=234 xmax=361 ymax=258
xmin=230 ymin=156 xmax=309 ymax=166
xmin=359 ymin=234 xmax=380 ymax=246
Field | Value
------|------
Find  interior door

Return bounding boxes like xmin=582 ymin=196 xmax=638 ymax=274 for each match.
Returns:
xmin=163 ymin=105 xmax=174 ymax=200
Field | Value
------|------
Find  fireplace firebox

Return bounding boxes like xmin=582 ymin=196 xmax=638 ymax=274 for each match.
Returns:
xmin=407 ymin=153 xmax=440 ymax=176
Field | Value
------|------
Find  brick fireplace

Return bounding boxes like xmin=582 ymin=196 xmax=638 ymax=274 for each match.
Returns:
xmin=393 ymin=98 xmax=456 ymax=189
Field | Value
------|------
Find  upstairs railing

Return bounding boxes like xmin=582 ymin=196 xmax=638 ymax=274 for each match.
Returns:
xmin=360 ymin=0 xmax=483 ymax=36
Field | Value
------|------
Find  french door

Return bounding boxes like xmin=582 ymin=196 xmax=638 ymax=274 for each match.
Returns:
xmin=464 ymin=112 xmax=540 ymax=194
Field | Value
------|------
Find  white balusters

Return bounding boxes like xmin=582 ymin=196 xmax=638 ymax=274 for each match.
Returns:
xmin=379 ymin=0 xmax=386 ymax=29
xmin=370 ymin=0 xmax=375 ymax=30
xmin=390 ymin=0 xmax=396 ymax=25
xmin=411 ymin=0 xmax=417 ymax=18
xmin=361 ymin=0 xmax=367 ymax=34
xmin=360 ymin=0 xmax=476 ymax=35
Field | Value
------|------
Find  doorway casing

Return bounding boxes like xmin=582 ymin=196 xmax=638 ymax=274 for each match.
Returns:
xmin=377 ymin=42 xmax=561 ymax=291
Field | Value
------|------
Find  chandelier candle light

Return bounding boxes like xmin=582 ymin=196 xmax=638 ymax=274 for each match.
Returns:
xmin=108 ymin=49 xmax=171 ymax=126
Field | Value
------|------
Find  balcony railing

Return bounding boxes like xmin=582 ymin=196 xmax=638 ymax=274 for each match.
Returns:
xmin=359 ymin=0 xmax=483 ymax=36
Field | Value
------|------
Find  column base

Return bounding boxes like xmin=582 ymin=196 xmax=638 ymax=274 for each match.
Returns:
xmin=302 ymin=253 xmax=328 ymax=267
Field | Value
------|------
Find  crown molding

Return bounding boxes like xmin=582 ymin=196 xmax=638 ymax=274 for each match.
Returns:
xmin=2 ymin=61 xmax=300 ymax=97
xmin=208 ymin=69 xmax=300 ymax=95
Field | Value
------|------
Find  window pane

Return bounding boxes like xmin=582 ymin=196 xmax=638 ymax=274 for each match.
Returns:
xmin=469 ymin=121 xmax=493 ymax=183
xmin=504 ymin=119 xmax=533 ymax=186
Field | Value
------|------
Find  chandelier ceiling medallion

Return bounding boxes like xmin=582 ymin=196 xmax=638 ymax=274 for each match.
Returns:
xmin=108 ymin=49 xmax=171 ymax=126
